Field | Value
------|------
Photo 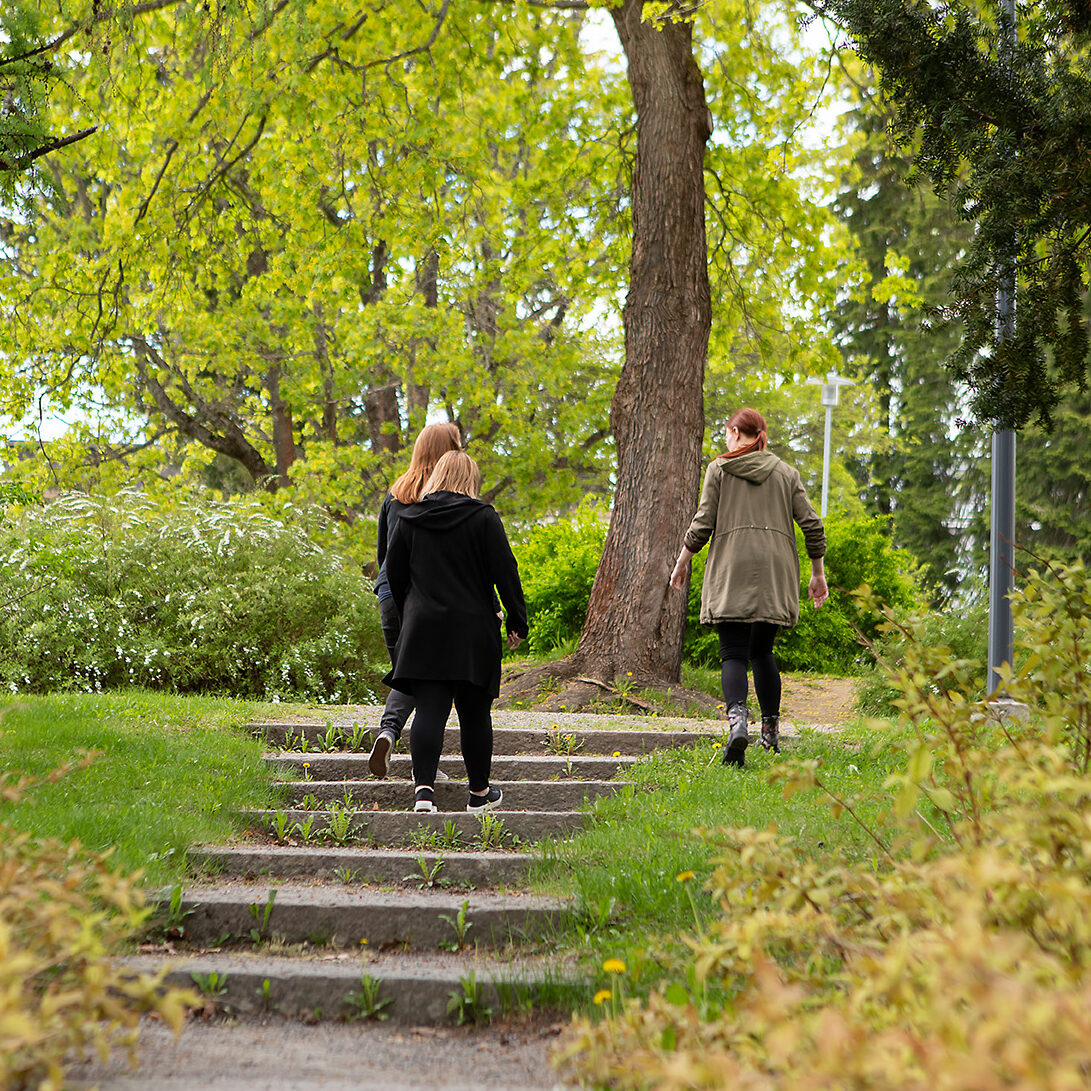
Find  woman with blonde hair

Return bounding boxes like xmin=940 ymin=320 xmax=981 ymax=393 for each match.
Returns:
xmin=384 ymin=451 xmax=528 ymax=813
xmin=670 ymin=408 xmax=827 ymax=767
xmin=369 ymin=422 xmax=463 ymax=777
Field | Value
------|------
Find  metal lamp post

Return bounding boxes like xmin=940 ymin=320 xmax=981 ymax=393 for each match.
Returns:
xmin=806 ymin=371 xmax=855 ymax=518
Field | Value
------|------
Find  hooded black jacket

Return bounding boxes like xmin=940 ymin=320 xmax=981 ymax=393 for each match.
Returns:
xmin=382 ymin=490 xmax=529 ymax=697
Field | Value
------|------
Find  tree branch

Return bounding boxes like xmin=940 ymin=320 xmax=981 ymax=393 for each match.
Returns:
xmin=0 ymin=128 xmax=97 ymax=172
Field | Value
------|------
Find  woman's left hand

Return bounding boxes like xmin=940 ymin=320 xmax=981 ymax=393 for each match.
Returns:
xmin=507 ymin=631 xmax=524 ymax=650
xmin=809 ymin=574 xmax=828 ymax=609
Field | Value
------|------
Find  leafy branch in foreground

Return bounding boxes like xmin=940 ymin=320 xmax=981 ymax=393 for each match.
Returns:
xmin=0 ymin=756 xmax=199 ymax=1089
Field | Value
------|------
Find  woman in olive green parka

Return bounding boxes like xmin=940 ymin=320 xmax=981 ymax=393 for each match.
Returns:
xmin=670 ymin=408 xmax=827 ymax=767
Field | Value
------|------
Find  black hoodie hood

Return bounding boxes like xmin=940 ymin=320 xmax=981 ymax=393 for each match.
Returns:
xmin=398 ymin=490 xmax=489 ymax=531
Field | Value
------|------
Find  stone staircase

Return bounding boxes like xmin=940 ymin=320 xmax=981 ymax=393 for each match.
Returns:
xmin=131 ymin=710 xmax=713 ymax=1025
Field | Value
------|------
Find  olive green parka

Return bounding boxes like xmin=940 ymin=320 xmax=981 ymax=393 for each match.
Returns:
xmin=683 ymin=451 xmax=825 ymax=628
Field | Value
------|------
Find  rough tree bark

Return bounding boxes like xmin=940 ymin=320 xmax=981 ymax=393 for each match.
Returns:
xmin=504 ymin=0 xmax=712 ymax=706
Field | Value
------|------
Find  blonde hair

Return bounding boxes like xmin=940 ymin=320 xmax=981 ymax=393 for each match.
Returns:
xmin=422 ymin=451 xmax=481 ymax=499
xmin=389 ymin=422 xmax=462 ymax=504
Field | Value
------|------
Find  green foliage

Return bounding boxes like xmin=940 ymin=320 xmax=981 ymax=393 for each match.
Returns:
xmin=832 ymin=79 xmax=980 ymax=596
xmin=684 ymin=514 xmax=924 ymax=674
xmin=560 ymin=563 xmax=1091 ymax=1090
xmin=820 ymin=0 xmax=1091 ymax=427
xmin=0 ymin=691 xmax=282 ymax=884
xmin=0 ymin=756 xmax=198 ymax=1090
xmin=856 ymin=593 xmax=988 ymax=715
xmin=511 ymin=504 xmax=608 ymax=656
xmin=0 ymin=489 xmax=385 ymax=700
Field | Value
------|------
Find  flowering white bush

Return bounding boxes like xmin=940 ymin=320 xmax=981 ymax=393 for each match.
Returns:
xmin=1 ymin=490 xmax=385 ymax=700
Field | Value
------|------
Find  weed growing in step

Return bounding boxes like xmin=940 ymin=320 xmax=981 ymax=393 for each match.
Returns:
xmin=476 ymin=812 xmax=507 ymax=850
xmin=447 ymin=971 xmax=492 ymax=1026
xmin=404 ymin=856 xmax=447 ymax=889
xmin=439 ymin=900 xmax=473 ymax=951
xmin=247 ymin=890 xmax=277 ymax=944
xmin=191 ymin=971 xmax=228 ymax=999
xmin=345 ymin=974 xmax=394 ymax=1021
xmin=543 ymin=726 xmax=584 ymax=756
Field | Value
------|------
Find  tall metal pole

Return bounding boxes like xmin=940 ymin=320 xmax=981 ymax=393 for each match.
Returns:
xmin=821 ymin=402 xmax=833 ymax=519
xmin=988 ymin=0 xmax=1017 ymax=696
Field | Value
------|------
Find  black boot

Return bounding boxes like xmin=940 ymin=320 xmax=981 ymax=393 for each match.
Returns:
xmin=760 ymin=715 xmax=780 ymax=753
xmin=722 ymin=702 xmax=749 ymax=767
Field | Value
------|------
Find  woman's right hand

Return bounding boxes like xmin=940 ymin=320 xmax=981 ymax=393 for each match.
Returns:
xmin=669 ymin=546 xmax=694 ymax=591
xmin=809 ymin=574 xmax=828 ymax=608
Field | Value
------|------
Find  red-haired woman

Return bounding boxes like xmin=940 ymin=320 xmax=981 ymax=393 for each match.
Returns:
xmin=369 ymin=422 xmax=463 ymax=777
xmin=669 ymin=408 xmax=828 ymax=766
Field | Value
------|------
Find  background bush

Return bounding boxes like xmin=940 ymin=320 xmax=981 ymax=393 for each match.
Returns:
xmin=1 ymin=490 xmax=386 ymax=701
xmin=512 ymin=503 xmax=608 ymax=656
xmin=512 ymin=505 xmax=924 ymax=675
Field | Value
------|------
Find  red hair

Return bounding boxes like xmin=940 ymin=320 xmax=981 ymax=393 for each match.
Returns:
xmin=720 ymin=408 xmax=768 ymax=459
xmin=390 ymin=422 xmax=462 ymax=503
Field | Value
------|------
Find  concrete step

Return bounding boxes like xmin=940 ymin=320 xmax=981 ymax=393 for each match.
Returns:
xmin=124 ymin=950 xmax=582 ymax=1024
xmin=160 ymin=882 xmax=566 ymax=949
xmin=247 ymin=808 xmax=586 ymax=848
xmin=265 ymin=752 xmax=637 ymax=782
xmin=274 ymin=779 xmax=626 ymax=812
xmin=256 ymin=722 xmax=713 ymax=755
xmin=189 ymin=845 xmax=536 ymax=887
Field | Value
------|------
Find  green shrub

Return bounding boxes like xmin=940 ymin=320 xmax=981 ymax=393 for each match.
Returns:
xmin=0 ymin=759 xmax=197 ymax=1090
xmin=560 ymin=564 xmax=1091 ymax=1091
xmin=511 ymin=503 xmax=608 ymax=656
xmin=684 ymin=514 xmax=925 ymax=674
xmin=856 ymin=592 xmax=989 ymax=714
xmin=0 ymin=490 xmax=385 ymax=701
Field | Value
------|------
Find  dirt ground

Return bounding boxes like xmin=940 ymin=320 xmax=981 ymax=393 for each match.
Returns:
xmin=781 ymin=674 xmax=859 ymax=726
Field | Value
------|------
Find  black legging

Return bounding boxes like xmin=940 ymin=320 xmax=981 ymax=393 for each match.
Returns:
xmin=410 ymin=680 xmax=494 ymax=792
xmin=718 ymin=621 xmax=781 ymax=720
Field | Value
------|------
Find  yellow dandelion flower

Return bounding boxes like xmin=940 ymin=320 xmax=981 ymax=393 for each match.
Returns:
xmin=359 ymin=938 xmax=369 ymax=945
xmin=626 ymin=671 xmax=633 ymax=677
xmin=676 ymin=870 xmax=695 ymax=883
xmin=593 ymin=989 xmax=612 ymax=1006
xmin=612 ymin=751 xmax=621 ymax=757
xmin=602 ymin=958 xmax=626 ymax=974
xmin=712 ymin=742 xmax=722 ymax=750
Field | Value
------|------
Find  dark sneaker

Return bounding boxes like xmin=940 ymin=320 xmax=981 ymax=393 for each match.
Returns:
xmin=413 ymin=786 xmax=437 ymax=813
xmin=467 ymin=786 xmax=503 ymax=812
xmin=368 ymin=729 xmax=396 ymax=778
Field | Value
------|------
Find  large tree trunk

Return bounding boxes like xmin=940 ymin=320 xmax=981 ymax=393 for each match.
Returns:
xmin=568 ymin=1 xmax=711 ymax=685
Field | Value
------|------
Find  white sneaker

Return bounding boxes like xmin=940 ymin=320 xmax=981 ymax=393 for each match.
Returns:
xmin=466 ymin=786 xmax=503 ymax=812
xmin=413 ymin=787 xmax=437 ymax=813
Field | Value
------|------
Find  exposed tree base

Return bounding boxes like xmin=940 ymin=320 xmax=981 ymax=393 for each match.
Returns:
xmin=499 ymin=656 xmax=726 ymax=718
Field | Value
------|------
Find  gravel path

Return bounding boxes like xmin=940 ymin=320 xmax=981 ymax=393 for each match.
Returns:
xmin=68 ymin=1016 xmax=571 ymax=1090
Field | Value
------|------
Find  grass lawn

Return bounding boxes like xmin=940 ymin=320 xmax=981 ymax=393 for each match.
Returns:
xmin=530 ymin=719 xmax=908 ymax=1005
xmin=0 ymin=690 xmax=298 ymax=885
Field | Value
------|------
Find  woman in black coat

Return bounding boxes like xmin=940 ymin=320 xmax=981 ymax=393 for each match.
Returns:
xmin=383 ymin=451 xmax=528 ymax=813
xmin=369 ymin=421 xmax=462 ymax=777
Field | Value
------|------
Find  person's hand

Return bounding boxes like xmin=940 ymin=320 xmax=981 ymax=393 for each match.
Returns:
xmin=669 ymin=563 xmax=688 ymax=592
xmin=507 ymin=631 xmax=524 ymax=650
xmin=809 ymin=574 xmax=828 ymax=609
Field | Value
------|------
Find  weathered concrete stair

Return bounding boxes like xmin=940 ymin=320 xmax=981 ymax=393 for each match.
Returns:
xmin=138 ymin=708 xmax=714 ymax=1024
xmin=168 ymin=882 xmax=564 ymax=948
